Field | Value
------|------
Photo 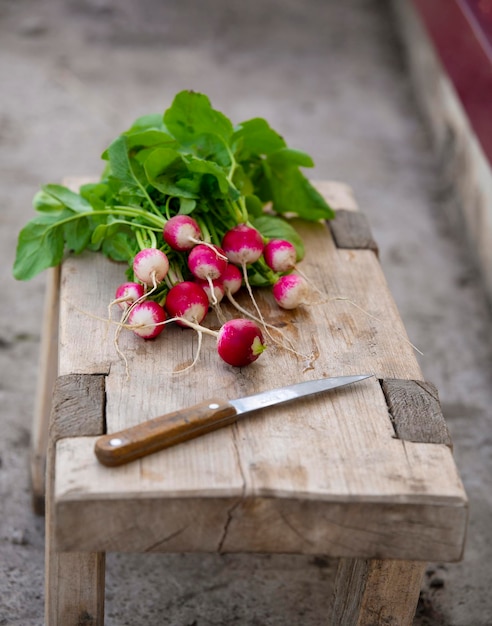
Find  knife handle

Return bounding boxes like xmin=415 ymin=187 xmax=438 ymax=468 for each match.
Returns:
xmin=94 ymin=399 xmax=238 ymax=467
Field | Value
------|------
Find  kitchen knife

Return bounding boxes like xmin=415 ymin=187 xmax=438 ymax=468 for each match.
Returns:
xmin=94 ymin=374 xmax=372 ymax=466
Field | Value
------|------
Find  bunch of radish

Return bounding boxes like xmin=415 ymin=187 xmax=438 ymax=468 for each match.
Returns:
xmin=116 ymin=215 xmax=309 ymax=368
xmin=13 ymin=93 xmax=336 ymax=370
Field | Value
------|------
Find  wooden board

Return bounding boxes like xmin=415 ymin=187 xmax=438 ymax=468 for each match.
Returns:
xmin=52 ymin=182 xmax=468 ymax=562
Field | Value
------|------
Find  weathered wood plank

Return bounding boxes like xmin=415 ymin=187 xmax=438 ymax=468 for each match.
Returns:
xmin=329 ymin=209 xmax=379 ymax=254
xmin=45 ymin=550 xmax=105 ymax=626
xmin=49 ymin=374 xmax=106 ymax=441
xmin=381 ymin=378 xmax=453 ymax=446
xmin=54 ymin=376 xmax=464 ymax=513
xmin=46 ymin=374 xmax=106 ymax=625
xmin=331 ymin=558 xmax=426 ymax=626
xmin=54 ymin=463 xmax=468 ymax=561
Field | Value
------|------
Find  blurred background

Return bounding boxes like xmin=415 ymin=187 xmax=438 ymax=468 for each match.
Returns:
xmin=1 ymin=0 xmax=492 ymax=624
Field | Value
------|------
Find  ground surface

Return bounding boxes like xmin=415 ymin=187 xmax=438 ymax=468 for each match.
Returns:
xmin=1 ymin=0 xmax=491 ymax=624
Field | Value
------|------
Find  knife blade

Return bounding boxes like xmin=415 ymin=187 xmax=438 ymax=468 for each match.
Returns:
xmin=94 ymin=374 xmax=372 ymax=467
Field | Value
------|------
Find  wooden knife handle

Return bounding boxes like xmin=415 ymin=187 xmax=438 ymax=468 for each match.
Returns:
xmin=94 ymin=399 xmax=238 ymax=467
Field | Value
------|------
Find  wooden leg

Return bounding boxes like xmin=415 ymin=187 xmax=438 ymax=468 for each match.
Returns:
xmin=331 ymin=557 xmax=426 ymax=626
xmin=30 ymin=266 xmax=60 ymax=515
xmin=45 ymin=549 xmax=105 ymax=625
xmin=45 ymin=374 xmax=107 ymax=625
xmin=45 ymin=452 xmax=105 ymax=624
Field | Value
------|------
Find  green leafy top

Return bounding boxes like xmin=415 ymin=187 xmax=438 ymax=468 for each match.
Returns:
xmin=13 ymin=90 xmax=334 ymax=284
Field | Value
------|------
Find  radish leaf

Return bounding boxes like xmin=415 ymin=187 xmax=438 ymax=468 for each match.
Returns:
xmin=43 ymin=184 xmax=93 ymax=214
xmin=13 ymin=214 xmax=67 ymax=280
xmin=164 ymin=91 xmax=233 ymax=146
xmin=64 ymin=216 xmax=92 ymax=254
xmin=106 ymin=136 xmax=144 ymax=188
xmin=232 ymin=118 xmax=286 ymax=157
xmin=14 ymin=89 xmax=334 ymax=285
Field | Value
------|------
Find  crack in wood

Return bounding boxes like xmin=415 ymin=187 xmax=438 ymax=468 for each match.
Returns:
xmin=144 ymin=524 xmax=191 ymax=552
xmin=217 ymin=423 xmax=246 ymax=553
xmin=217 ymin=498 xmax=242 ymax=553
xmin=277 ymin=509 xmax=316 ymax=547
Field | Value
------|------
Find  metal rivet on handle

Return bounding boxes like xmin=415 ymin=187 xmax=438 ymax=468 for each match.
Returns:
xmin=109 ymin=438 xmax=123 ymax=447
xmin=208 ymin=403 xmax=220 ymax=410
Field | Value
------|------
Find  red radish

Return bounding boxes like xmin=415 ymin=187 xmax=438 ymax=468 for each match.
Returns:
xmin=263 ymin=239 xmax=297 ymax=273
xmin=127 ymin=301 xmax=166 ymax=339
xmin=195 ymin=277 xmax=225 ymax=305
xmin=221 ymin=263 xmax=243 ymax=295
xmin=133 ymin=248 xmax=169 ymax=286
xmin=221 ymin=224 xmax=264 ymax=266
xmin=188 ymin=244 xmax=228 ymax=281
xmin=165 ymin=281 xmax=209 ymax=327
xmin=114 ymin=282 xmax=145 ymax=310
xmin=272 ymin=274 xmax=308 ymax=309
xmin=217 ymin=319 xmax=266 ymax=367
xmin=222 ymin=225 xmax=269 ymax=336
xmin=163 ymin=215 xmax=202 ymax=251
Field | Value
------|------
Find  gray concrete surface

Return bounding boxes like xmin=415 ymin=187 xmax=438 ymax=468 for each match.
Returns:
xmin=1 ymin=0 xmax=491 ymax=624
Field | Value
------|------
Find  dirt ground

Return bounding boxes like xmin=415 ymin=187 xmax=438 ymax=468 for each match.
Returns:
xmin=1 ymin=0 xmax=492 ymax=624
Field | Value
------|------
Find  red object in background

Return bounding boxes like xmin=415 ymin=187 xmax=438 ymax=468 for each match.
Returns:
xmin=412 ymin=0 xmax=492 ymax=167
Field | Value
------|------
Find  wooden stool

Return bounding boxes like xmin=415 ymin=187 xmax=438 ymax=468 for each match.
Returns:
xmin=32 ymin=181 xmax=468 ymax=625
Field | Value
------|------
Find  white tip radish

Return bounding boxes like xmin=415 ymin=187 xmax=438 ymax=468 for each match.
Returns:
xmin=114 ymin=282 xmax=145 ymax=310
xmin=165 ymin=281 xmax=210 ymax=327
xmin=216 ymin=319 xmax=266 ymax=367
xmin=272 ymin=274 xmax=308 ymax=309
xmin=195 ymin=277 xmax=225 ymax=305
xmin=163 ymin=215 xmax=202 ymax=251
xmin=133 ymin=248 xmax=169 ymax=286
xmin=263 ymin=239 xmax=297 ymax=273
xmin=222 ymin=224 xmax=271 ymax=339
xmin=127 ymin=301 xmax=166 ymax=339
xmin=187 ymin=244 xmax=228 ymax=281
xmin=221 ymin=263 xmax=243 ymax=295
xmin=221 ymin=224 xmax=264 ymax=266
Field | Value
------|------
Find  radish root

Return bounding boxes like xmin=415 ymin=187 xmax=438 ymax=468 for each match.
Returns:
xmin=320 ymin=294 xmax=423 ymax=356
xmin=238 ymin=262 xmax=305 ymax=356
xmin=225 ymin=289 xmax=308 ymax=359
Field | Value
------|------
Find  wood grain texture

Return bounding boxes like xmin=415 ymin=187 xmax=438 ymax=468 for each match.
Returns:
xmin=54 ymin=468 xmax=467 ymax=561
xmin=45 ymin=549 xmax=105 ymax=626
xmin=49 ymin=374 xmax=106 ymax=441
xmin=332 ymin=558 xmax=426 ymax=626
xmin=381 ymin=378 xmax=453 ymax=446
xmin=329 ymin=209 xmax=379 ymax=254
